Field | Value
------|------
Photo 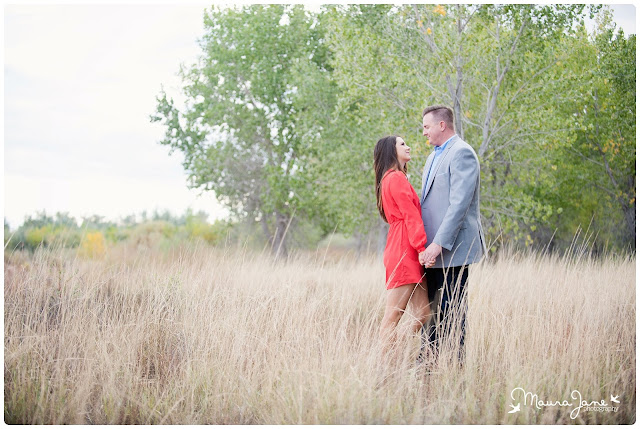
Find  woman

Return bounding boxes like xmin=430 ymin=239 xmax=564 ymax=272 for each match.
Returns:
xmin=374 ymin=135 xmax=433 ymax=355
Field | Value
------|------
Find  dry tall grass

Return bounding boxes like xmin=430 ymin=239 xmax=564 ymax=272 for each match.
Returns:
xmin=4 ymin=242 xmax=636 ymax=424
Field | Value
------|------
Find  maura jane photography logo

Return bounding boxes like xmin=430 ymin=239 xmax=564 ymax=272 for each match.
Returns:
xmin=509 ymin=387 xmax=620 ymax=419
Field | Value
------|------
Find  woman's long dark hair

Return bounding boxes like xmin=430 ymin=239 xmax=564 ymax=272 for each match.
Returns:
xmin=373 ymin=135 xmax=406 ymax=223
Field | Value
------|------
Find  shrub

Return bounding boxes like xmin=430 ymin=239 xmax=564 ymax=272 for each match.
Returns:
xmin=104 ymin=225 xmax=129 ymax=243
xmin=185 ymin=219 xmax=230 ymax=245
xmin=80 ymin=232 xmax=106 ymax=258
xmin=49 ymin=228 xmax=82 ymax=248
xmin=129 ymin=221 xmax=177 ymax=248
xmin=24 ymin=226 xmax=53 ymax=249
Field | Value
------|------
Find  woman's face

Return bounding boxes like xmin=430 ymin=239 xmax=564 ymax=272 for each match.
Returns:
xmin=395 ymin=137 xmax=411 ymax=165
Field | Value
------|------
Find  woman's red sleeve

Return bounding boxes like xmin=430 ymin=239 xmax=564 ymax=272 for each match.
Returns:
xmin=388 ymin=173 xmax=427 ymax=254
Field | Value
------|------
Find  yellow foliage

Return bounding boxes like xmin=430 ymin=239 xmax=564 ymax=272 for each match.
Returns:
xmin=426 ymin=27 xmax=432 ymax=35
xmin=80 ymin=232 xmax=106 ymax=258
xmin=433 ymin=4 xmax=446 ymax=16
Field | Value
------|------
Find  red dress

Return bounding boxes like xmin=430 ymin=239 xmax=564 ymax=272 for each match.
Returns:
xmin=381 ymin=169 xmax=427 ymax=289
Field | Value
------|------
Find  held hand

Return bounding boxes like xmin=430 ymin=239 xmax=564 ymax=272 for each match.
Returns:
xmin=422 ymin=243 xmax=442 ymax=268
xmin=419 ymin=249 xmax=436 ymax=268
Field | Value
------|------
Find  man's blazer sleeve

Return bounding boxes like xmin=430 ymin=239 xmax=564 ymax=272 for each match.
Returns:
xmin=432 ymin=147 xmax=479 ymax=251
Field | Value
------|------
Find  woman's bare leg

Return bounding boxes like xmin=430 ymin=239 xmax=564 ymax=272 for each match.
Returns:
xmin=379 ymin=284 xmax=415 ymax=357
xmin=406 ymin=280 xmax=431 ymax=334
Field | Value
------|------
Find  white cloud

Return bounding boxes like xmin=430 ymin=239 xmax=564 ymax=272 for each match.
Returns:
xmin=4 ymin=173 xmax=228 ymax=229
xmin=610 ymin=4 xmax=636 ymax=35
xmin=3 ymin=3 xmax=635 ymax=230
xmin=4 ymin=4 xmax=221 ymax=228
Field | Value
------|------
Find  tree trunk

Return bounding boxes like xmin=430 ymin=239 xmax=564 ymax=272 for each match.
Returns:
xmin=619 ymin=202 xmax=636 ymax=249
xmin=354 ymin=230 xmax=364 ymax=260
xmin=453 ymin=7 xmax=464 ymax=138
xmin=260 ymin=212 xmax=272 ymax=245
xmin=377 ymin=220 xmax=389 ymax=257
xmin=273 ymin=211 xmax=289 ymax=259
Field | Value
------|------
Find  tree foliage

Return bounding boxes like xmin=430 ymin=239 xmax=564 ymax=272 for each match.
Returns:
xmin=4 ymin=210 xmax=231 ymax=253
xmin=152 ymin=5 xmax=331 ymax=257
xmin=543 ymin=12 xmax=636 ymax=250
xmin=152 ymin=5 xmax=635 ymax=254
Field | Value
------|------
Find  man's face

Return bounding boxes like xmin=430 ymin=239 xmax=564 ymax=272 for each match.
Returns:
xmin=422 ymin=112 xmax=445 ymax=147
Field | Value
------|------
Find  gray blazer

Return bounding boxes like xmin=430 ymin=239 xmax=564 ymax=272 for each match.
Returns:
xmin=420 ymin=135 xmax=486 ymax=268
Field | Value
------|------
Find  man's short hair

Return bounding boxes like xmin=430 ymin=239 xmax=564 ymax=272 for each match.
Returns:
xmin=422 ymin=105 xmax=454 ymax=130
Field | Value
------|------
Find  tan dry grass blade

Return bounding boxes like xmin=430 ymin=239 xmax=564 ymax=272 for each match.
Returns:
xmin=4 ymin=243 xmax=636 ymax=424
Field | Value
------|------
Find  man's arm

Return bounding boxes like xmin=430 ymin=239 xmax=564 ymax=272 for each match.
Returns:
xmin=420 ymin=244 xmax=440 ymax=267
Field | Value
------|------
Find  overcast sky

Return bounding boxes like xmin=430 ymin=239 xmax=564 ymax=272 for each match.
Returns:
xmin=2 ymin=3 xmax=636 ymax=229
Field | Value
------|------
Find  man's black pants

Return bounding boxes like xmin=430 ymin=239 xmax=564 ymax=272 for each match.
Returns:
xmin=421 ymin=265 xmax=469 ymax=361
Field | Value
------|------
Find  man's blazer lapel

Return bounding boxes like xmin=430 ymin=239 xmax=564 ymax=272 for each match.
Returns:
xmin=422 ymin=136 xmax=459 ymax=203
xmin=421 ymin=153 xmax=435 ymax=204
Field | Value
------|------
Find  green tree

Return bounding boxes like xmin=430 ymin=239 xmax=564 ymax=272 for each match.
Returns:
xmin=544 ymin=11 xmax=636 ymax=251
xmin=152 ymin=5 xmax=330 ymax=258
xmin=324 ymin=4 xmax=600 ymax=250
xmin=320 ymin=5 xmax=423 ymax=251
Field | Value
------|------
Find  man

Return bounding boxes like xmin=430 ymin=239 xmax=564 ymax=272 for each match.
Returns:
xmin=418 ymin=105 xmax=486 ymax=363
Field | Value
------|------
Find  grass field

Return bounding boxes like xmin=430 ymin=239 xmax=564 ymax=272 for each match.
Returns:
xmin=4 ymin=242 xmax=636 ymax=424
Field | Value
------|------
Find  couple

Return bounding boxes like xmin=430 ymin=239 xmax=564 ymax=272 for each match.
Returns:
xmin=374 ymin=104 xmax=486 ymax=364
